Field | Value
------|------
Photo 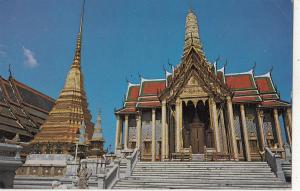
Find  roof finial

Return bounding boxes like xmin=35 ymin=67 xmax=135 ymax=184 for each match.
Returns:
xmin=252 ymin=62 xmax=257 ymax=70
xmin=224 ymin=59 xmax=228 ymax=67
xmin=215 ymin=55 xmax=220 ymax=63
xmin=138 ymin=72 xmax=142 ymax=80
xmin=79 ymin=0 xmax=85 ymax=35
xmin=189 ymin=0 xmax=194 ymax=12
xmin=8 ymin=64 xmax=12 ymax=78
xmin=125 ymin=76 xmax=130 ymax=84
xmin=72 ymin=0 xmax=86 ymax=67
xmin=269 ymin=65 xmax=273 ymax=73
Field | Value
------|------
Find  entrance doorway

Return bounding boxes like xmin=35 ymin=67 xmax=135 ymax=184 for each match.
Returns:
xmin=183 ymin=100 xmax=210 ymax=154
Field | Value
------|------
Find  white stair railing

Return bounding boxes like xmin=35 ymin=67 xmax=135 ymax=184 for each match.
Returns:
xmin=265 ymin=147 xmax=285 ymax=182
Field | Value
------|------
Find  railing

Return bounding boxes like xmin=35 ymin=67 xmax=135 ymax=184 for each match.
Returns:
xmin=97 ymin=149 xmax=140 ymax=188
xmin=265 ymin=147 xmax=285 ymax=182
xmin=97 ymin=159 xmax=120 ymax=189
xmin=125 ymin=148 xmax=140 ymax=176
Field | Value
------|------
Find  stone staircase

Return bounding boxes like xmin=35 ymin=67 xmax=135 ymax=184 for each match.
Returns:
xmin=113 ymin=161 xmax=291 ymax=189
xmin=13 ymin=176 xmax=60 ymax=189
xmin=282 ymin=160 xmax=292 ymax=182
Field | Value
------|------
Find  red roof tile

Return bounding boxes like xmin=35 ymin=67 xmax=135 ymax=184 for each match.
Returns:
xmin=126 ymin=85 xmax=140 ymax=101
xmin=255 ymin=77 xmax=276 ymax=94
xmin=137 ymin=101 xmax=161 ymax=108
xmin=140 ymin=79 xmax=166 ymax=96
xmin=225 ymin=74 xmax=256 ymax=90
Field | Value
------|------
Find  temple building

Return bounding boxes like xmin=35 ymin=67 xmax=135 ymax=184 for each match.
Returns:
xmin=30 ymin=2 xmax=94 ymax=155
xmin=115 ymin=10 xmax=292 ymax=161
xmin=0 ymin=74 xmax=55 ymax=142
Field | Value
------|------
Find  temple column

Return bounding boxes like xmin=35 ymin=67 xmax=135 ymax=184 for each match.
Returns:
xmin=273 ymin=109 xmax=283 ymax=148
xmin=226 ymin=96 xmax=239 ymax=161
xmin=284 ymin=108 xmax=292 ymax=145
xmin=136 ymin=114 xmax=142 ymax=149
xmin=115 ymin=115 xmax=122 ymax=152
xmin=161 ymin=100 xmax=167 ymax=160
xmin=175 ymin=99 xmax=183 ymax=152
xmin=151 ymin=108 xmax=156 ymax=161
xmin=124 ymin=115 xmax=129 ymax=150
xmin=256 ymin=109 xmax=265 ymax=150
xmin=283 ymin=112 xmax=292 ymax=145
xmin=211 ymin=99 xmax=221 ymax=152
xmin=165 ymin=122 xmax=169 ymax=158
xmin=220 ymin=109 xmax=228 ymax=153
xmin=240 ymin=104 xmax=251 ymax=161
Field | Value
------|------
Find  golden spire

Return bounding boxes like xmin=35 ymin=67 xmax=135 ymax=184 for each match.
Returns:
xmin=183 ymin=10 xmax=204 ymax=57
xmin=72 ymin=0 xmax=85 ymax=68
xmin=31 ymin=0 xmax=93 ymax=152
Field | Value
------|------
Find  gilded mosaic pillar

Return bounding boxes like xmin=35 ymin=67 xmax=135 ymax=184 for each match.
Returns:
xmin=151 ymin=108 xmax=156 ymax=161
xmin=175 ymin=99 xmax=183 ymax=152
xmin=240 ymin=104 xmax=251 ymax=161
xmin=256 ymin=109 xmax=265 ymax=150
xmin=115 ymin=115 xmax=122 ymax=152
xmin=226 ymin=96 xmax=239 ymax=161
xmin=124 ymin=115 xmax=129 ymax=150
xmin=273 ymin=109 xmax=283 ymax=148
xmin=165 ymin=122 xmax=169 ymax=158
xmin=284 ymin=108 xmax=292 ymax=145
xmin=210 ymin=98 xmax=221 ymax=152
xmin=220 ymin=109 xmax=228 ymax=153
xmin=136 ymin=114 xmax=142 ymax=149
xmin=161 ymin=100 xmax=167 ymax=160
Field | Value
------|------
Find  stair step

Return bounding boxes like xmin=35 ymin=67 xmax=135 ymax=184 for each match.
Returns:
xmin=113 ymin=183 xmax=290 ymax=189
xmin=127 ymin=176 xmax=278 ymax=180
xmin=118 ymin=179 xmax=283 ymax=184
xmin=113 ymin=161 xmax=290 ymax=189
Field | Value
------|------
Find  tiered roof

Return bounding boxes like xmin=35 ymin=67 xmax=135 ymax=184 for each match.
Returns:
xmin=254 ymin=72 xmax=290 ymax=107
xmin=0 ymin=76 xmax=55 ymax=140
xmin=116 ymin=9 xmax=290 ymax=114
xmin=224 ymin=69 xmax=261 ymax=103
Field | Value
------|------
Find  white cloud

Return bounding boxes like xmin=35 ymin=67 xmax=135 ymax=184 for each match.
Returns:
xmin=22 ymin=46 xmax=38 ymax=68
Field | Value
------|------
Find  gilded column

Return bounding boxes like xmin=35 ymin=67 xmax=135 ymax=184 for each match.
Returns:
xmin=211 ymin=99 xmax=221 ymax=152
xmin=114 ymin=115 xmax=121 ymax=152
xmin=282 ymin=111 xmax=292 ymax=145
xmin=226 ymin=96 xmax=239 ymax=161
xmin=165 ymin=122 xmax=169 ymax=158
xmin=151 ymin=108 xmax=156 ymax=161
xmin=220 ymin=109 xmax=228 ymax=153
xmin=240 ymin=104 xmax=251 ymax=161
xmin=286 ymin=108 xmax=292 ymax=144
xmin=161 ymin=100 xmax=167 ymax=160
xmin=273 ymin=109 xmax=283 ymax=148
xmin=256 ymin=110 xmax=265 ymax=150
xmin=124 ymin=115 xmax=129 ymax=150
xmin=175 ymin=99 xmax=182 ymax=152
xmin=136 ymin=114 xmax=142 ymax=149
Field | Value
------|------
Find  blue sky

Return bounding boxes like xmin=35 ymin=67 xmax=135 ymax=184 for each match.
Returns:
xmin=0 ymin=0 xmax=292 ymax=150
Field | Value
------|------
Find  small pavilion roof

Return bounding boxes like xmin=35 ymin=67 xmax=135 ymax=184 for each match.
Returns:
xmin=224 ymin=69 xmax=262 ymax=103
xmin=137 ymin=78 xmax=166 ymax=108
xmin=139 ymin=78 xmax=166 ymax=97
xmin=255 ymin=72 xmax=276 ymax=93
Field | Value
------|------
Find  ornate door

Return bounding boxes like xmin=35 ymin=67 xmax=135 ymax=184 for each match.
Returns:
xmin=190 ymin=123 xmax=205 ymax=153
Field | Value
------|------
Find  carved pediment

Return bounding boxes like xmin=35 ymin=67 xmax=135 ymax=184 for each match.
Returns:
xmin=180 ymin=76 xmax=208 ymax=98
